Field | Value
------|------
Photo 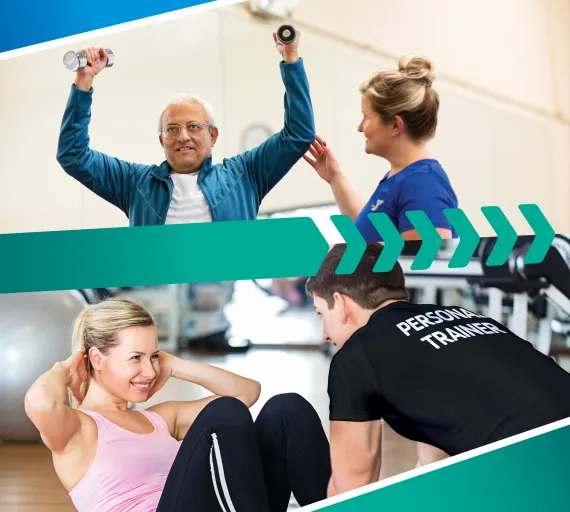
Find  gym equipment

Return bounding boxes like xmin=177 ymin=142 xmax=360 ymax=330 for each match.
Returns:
xmin=230 ymin=279 xmax=323 ymax=350
xmin=0 ymin=291 xmax=87 ymax=442
xmin=112 ymin=283 xmax=251 ymax=353
xmin=400 ymin=235 xmax=570 ymax=357
xmin=117 ymin=280 xmax=325 ymax=353
xmin=76 ymin=287 xmax=133 ymax=304
xmin=63 ymin=49 xmax=115 ymax=72
xmin=276 ymin=24 xmax=296 ymax=45
xmin=471 ymin=235 xmax=570 ymax=355
xmin=258 ymin=203 xmax=568 ymax=359
xmin=252 ymin=277 xmax=311 ymax=309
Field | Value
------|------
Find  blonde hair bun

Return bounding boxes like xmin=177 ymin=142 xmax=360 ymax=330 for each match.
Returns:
xmin=398 ymin=55 xmax=436 ymax=86
xmin=359 ymin=54 xmax=440 ymax=141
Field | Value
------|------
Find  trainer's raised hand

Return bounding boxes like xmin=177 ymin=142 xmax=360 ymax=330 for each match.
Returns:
xmin=274 ymin=30 xmax=300 ymax=63
xmin=75 ymin=47 xmax=110 ymax=91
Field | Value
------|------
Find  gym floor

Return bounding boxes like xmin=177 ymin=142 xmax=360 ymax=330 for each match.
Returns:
xmin=0 ymin=347 xmax=417 ymax=512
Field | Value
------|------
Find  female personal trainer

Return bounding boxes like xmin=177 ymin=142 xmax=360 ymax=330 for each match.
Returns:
xmin=304 ymin=55 xmax=458 ymax=242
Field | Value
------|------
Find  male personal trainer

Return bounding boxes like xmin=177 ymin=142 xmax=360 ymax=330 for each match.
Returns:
xmin=305 ymin=243 xmax=570 ymax=497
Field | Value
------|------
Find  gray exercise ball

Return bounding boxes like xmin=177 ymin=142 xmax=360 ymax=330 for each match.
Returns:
xmin=0 ymin=290 xmax=86 ymax=442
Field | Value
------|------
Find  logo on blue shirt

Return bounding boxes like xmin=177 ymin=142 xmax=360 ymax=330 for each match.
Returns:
xmin=370 ymin=199 xmax=384 ymax=211
xmin=354 ymin=159 xmax=459 ymax=243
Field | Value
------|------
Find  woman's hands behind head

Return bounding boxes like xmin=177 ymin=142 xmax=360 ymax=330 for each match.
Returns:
xmin=63 ymin=351 xmax=89 ymax=406
xmin=147 ymin=351 xmax=176 ymax=400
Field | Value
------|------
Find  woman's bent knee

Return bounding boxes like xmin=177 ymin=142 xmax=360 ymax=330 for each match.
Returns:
xmin=256 ymin=393 xmax=320 ymax=430
xmin=199 ymin=396 xmax=253 ymax=427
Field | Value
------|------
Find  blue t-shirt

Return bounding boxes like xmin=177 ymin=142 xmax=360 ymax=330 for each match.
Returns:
xmin=354 ymin=159 xmax=458 ymax=242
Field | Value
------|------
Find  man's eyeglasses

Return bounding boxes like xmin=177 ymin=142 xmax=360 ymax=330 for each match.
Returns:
xmin=162 ymin=122 xmax=211 ymax=139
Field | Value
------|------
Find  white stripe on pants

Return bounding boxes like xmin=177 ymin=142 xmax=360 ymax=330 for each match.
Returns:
xmin=209 ymin=432 xmax=237 ymax=512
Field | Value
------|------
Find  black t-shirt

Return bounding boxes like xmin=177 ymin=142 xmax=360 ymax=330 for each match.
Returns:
xmin=328 ymin=301 xmax=570 ymax=456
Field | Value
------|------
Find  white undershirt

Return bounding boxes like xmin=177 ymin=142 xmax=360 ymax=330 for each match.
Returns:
xmin=165 ymin=172 xmax=213 ymax=225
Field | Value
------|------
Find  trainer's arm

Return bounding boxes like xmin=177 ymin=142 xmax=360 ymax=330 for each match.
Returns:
xmin=24 ymin=362 xmax=82 ymax=453
xmin=416 ymin=442 xmax=449 ymax=467
xmin=240 ymin=54 xmax=316 ymax=201
xmin=329 ymin=173 xmax=367 ymax=220
xmin=56 ymin=71 xmax=137 ymax=215
xmin=149 ymin=354 xmax=261 ymax=440
xmin=328 ymin=420 xmax=382 ymax=497
xmin=327 ymin=477 xmax=338 ymax=497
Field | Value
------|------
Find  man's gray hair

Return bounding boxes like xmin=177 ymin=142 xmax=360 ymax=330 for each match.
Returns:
xmin=157 ymin=94 xmax=217 ymax=133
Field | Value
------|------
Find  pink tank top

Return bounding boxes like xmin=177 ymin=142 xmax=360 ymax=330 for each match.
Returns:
xmin=69 ymin=409 xmax=181 ymax=512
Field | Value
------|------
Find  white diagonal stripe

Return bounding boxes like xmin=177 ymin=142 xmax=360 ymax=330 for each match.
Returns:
xmin=210 ymin=445 xmax=228 ymax=512
xmin=0 ymin=0 xmax=245 ymax=61
xmin=212 ymin=433 xmax=237 ymax=512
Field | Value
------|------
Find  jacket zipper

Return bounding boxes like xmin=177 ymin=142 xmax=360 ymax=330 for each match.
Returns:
xmin=198 ymin=171 xmax=216 ymax=222
xmin=160 ymin=175 xmax=174 ymax=225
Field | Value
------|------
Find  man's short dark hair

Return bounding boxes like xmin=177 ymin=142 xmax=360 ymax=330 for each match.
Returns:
xmin=305 ymin=243 xmax=409 ymax=309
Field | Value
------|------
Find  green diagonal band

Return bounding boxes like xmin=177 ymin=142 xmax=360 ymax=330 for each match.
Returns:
xmin=0 ymin=218 xmax=329 ymax=294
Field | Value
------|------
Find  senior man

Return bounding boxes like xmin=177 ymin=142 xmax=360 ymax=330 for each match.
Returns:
xmin=56 ymin=32 xmax=314 ymax=226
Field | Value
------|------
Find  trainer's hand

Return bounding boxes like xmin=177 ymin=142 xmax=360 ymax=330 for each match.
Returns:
xmin=274 ymin=30 xmax=300 ymax=63
xmin=147 ymin=352 xmax=175 ymax=400
xmin=75 ymin=47 xmax=109 ymax=91
xmin=303 ymin=135 xmax=343 ymax=184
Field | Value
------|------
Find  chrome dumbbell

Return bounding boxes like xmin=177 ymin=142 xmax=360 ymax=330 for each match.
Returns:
xmin=63 ymin=49 xmax=115 ymax=72
xmin=276 ymin=25 xmax=296 ymax=44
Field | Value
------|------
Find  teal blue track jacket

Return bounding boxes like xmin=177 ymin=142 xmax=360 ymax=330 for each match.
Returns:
xmin=56 ymin=59 xmax=315 ymax=226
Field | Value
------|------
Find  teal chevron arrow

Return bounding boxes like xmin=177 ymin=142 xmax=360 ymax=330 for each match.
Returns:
xmin=481 ymin=206 xmax=518 ymax=266
xmin=330 ymin=215 xmax=367 ymax=274
xmin=405 ymin=210 xmax=443 ymax=270
xmin=443 ymin=208 xmax=480 ymax=268
xmin=519 ymin=204 xmax=555 ymax=264
xmin=368 ymin=213 xmax=404 ymax=272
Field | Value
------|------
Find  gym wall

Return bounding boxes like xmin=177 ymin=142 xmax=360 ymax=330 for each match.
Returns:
xmin=0 ymin=0 xmax=568 ymax=235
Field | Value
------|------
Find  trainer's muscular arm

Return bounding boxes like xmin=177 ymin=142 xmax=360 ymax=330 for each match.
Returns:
xmin=148 ymin=353 xmax=261 ymax=440
xmin=415 ymin=442 xmax=449 ymax=467
xmin=327 ymin=476 xmax=337 ymax=497
xmin=57 ymin=47 xmax=137 ymax=215
xmin=328 ymin=420 xmax=382 ymax=497
xmin=24 ymin=352 xmax=87 ymax=453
